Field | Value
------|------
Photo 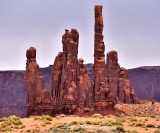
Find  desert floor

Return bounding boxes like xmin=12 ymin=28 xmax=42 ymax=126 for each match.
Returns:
xmin=1 ymin=102 xmax=160 ymax=133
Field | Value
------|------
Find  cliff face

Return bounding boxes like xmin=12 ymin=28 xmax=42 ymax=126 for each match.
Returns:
xmin=0 ymin=71 xmax=26 ymax=117
xmin=128 ymin=66 xmax=160 ymax=100
xmin=0 ymin=66 xmax=52 ymax=117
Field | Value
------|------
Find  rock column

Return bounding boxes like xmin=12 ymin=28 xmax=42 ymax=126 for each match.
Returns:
xmin=94 ymin=6 xmax=109 ymax=109
xmin=25 ymin=47 xmax=52 ymax=116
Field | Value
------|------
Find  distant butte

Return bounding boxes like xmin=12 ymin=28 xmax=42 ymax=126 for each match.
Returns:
xmin=24 ymin=5 xmax=138 ymax=116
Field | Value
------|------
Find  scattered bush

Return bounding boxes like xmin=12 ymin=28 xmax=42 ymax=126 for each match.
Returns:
xmin=73 ymin=127 xmax=86 ymax=132
xmin=91 ymin=114 xmax=104 ymax=119
xmin=146 ymin=124 xmax=155 ymax=128
xmin=20 ymin=125 xmax=26 ymax=129
xmin=116 ymin=126 xmax=125 ymax=132
xmin=130 ymin=122 xmax=144 ymax=127
xmin=41 ymin=115 xmax=52 ymax=121
xmin=128 ymin=117 xmax=138 ymax=122
xmin=0 ymin=115 xmax=23 ymax=132
xmin=70 ymin=121 xmax=78 ymax=125
xmin=154 ymin=130 xmax=160 ymax=133
xmin=85 ymin=120 xmax=92 ymax=125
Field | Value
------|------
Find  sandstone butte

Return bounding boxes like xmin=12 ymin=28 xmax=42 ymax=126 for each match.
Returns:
xmin=24 ymin=5 xmax=139 ymax=116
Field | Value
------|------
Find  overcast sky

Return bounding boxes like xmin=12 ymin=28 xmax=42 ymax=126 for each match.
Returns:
xmin=0 ymin=0 xmax=160 ymax=70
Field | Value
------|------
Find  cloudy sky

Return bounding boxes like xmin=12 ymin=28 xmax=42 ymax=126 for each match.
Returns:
xmin=0 ymin=0 xmax=160 ymax=70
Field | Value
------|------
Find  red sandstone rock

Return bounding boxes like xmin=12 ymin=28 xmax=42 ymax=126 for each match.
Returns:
xmin=24 ymin=47 xmax=52 ymax=116
xmin=94 ymin=5 xmax=112 ymax=110
xmin=52 ymin=29 xmax=95 ymax=114
xmin=77 ymin=58 xmax=94 ymax=109
xmin=24 ymin=5 xmax=138 ymax=116
xmin=52 ymin=29 xmax=79 ymax=114
xmin=106 ymin=51 xmax=137 ymax=104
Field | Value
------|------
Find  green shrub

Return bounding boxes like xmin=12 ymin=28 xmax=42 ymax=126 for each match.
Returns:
xmin=146 ymin=124 xmax=155 ymax=128
xmin=55 ymin=116 xmax=61 ymax=119
xmin=91 ymin=114 xmax=104 ymax=119
xmin=0 ymin=117 xmax=7 ymax=122
xmin=13 ymin=120 xmax=22 ymax=125
xmin=14 ymin=126 xmax=19 ymax=129
xmin=33 ymin=116 xmax=41 ymax=120
xmin=92 ymin=121 xmax=102 ymax=125
xmin=79 ymin=121 xmax=86 ymax=125
xmin=154 ymin=130 xmax=160 ymax=133
xmin=73 ymin=127 xmax=86 ymax=132
xmin=116 ymin=126 xmax=125 ymax=132
xmin=128 ymin=117 xmax=138 ymax=122
xmin=70 ymin=121 xmax=78 ymax=125
xmin=42 ymin=115 xmax=52 ymax=121
xmin=20 ymin=125 xmax=26 ymax=129
xmin=105 ymin=121 xmax=115 ymax=126
xmin=131 ymin=122 xmax=144 ymax=127
xmin=115 ymin=118 xmax=124 ymax=126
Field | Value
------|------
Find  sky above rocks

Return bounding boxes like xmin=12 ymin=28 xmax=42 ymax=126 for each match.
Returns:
xmin=0 ymin=0 xmax=160 ymax=70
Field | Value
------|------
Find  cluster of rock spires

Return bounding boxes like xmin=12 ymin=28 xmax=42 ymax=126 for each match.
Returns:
xmin=24 ymin=5 xmax=138 ymax=116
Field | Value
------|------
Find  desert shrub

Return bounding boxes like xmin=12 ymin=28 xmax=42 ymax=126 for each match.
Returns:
xmin=20 ymin=125 xmax=26 ymax=129
xmin=128 ymin=117 xmax=138 ymax=122
xmin=33 ymin=116 xmax=41 ymax=120
xmin=144 ymin=118 xmax=148 ymax=121
xmin=49 ymin=126 xmax=72 ymax=133
xmin=92 ymin=121 xmax=102 ymax=125
xmin=13 ymin=120 xmax=22 ymax=125
xmin=154 ymin=130 xmax=160 ymax=133
xmin=85 ymin=120 xmax=92 ymax=125
xmin=115 ymin=118 xmax=124 ymax=126
xmin=70 ymin=121 xmax=78 ymax=125
xmin=73 ymin=127 xmax=86 ymax=132
xmin=41 ymin=115 xmax=52 ymax=121
xmin=105 ymin=121 xmax=115 ymax=126
xmin=26 ymin=129 xmax=31 ymax=132
xmin=91 ymin=113 xmax=104 ymax=119
xmin=130 ymin=130 xmax=139 ymax=133
xmin=0 ymin=115 xmax=23 ymax=132
xmin=0 ymin=126 xmax=12 ymax=132
xmin=146 ymin=124 xmax=155 ymax=128
xmin=96 ymin=129 xmax=106 ymax=133
xmin=116 ymin=126 xmax=125 ymax=132
xmin=55 ymin=122 xmax=71 ymax=129
xmin=79 ymin=121 xmax=86 ymax=125
xmin=55 ymin=115 xmax=61 ymax=119
xmin=0 ymin=117 xmax=7 ymax=122
xmin=130 ymin=122 xmax=144 ymax=127
xmin=14 ymin=125 xmax=19 ymax=129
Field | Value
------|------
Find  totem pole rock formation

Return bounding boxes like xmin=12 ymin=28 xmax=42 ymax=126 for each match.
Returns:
xmin=25 ymin=5 xmax=138 ymax=116
xmin=94 ymin=5 xmax=114 ymax=110
xmin=106 ymin=51 xmax=137 ymax=103
xmin=24 ymin=47 xmax=52 ymax=116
